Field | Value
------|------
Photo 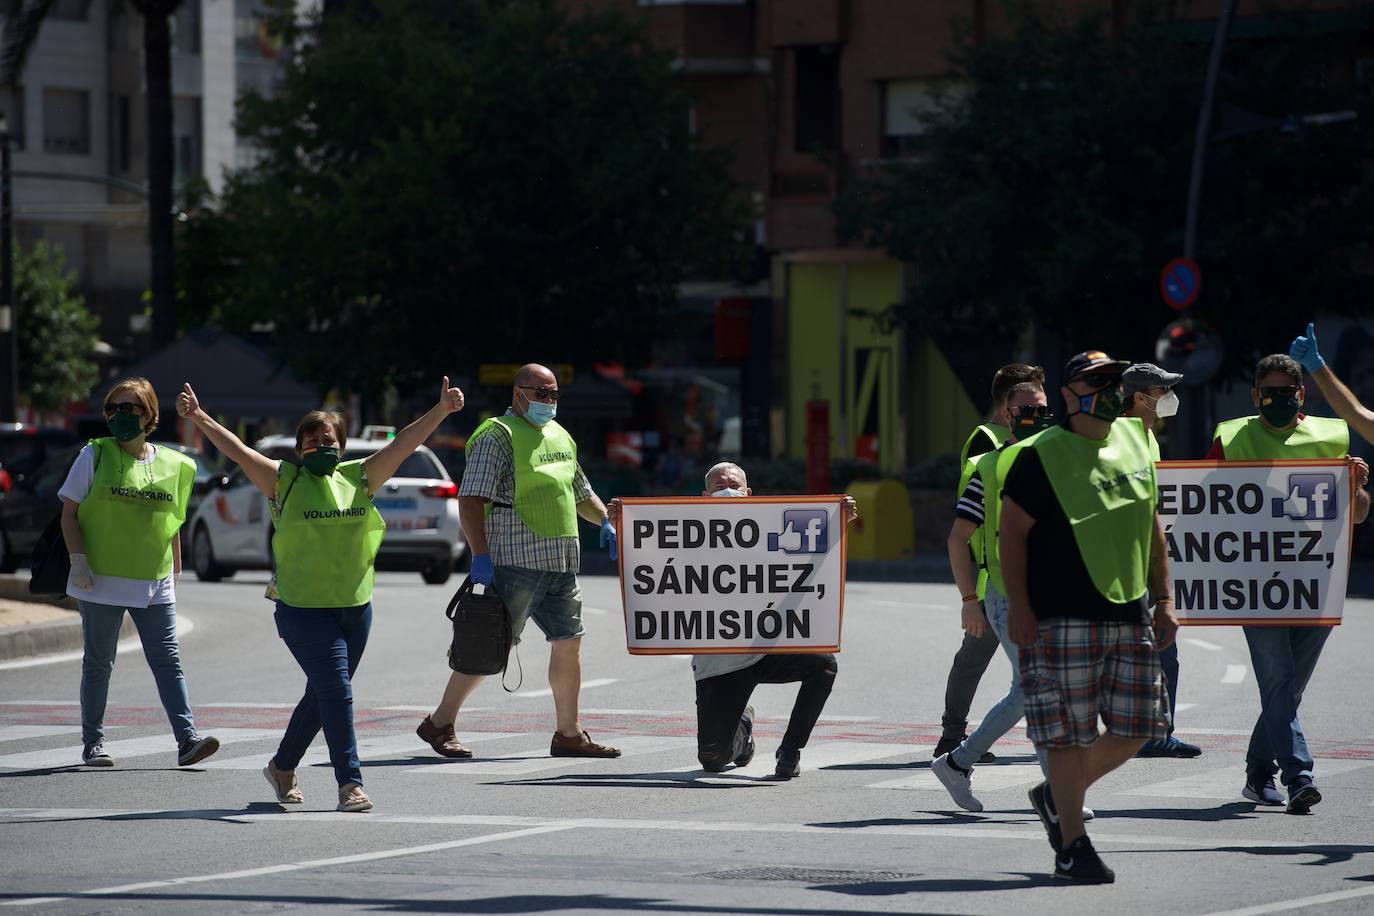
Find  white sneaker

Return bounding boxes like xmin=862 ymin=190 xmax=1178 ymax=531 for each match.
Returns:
xmin=81 ymin=739 xmax=114 ymax=767
xmin=932 ymin=752 xmax=984 ymax=812
xmin=1083 ymin=806 xmax=1095 ymax=821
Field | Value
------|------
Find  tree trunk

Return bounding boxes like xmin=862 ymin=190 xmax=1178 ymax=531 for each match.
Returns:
xmin=143 ymin=3 xmax=178 ymax=346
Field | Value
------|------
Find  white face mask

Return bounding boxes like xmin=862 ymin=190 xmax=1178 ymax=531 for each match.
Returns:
xmin=711 ymin=487 xmax=745 ymax=498
xmin=1154 ymin=390 xmax=1180 ymax=418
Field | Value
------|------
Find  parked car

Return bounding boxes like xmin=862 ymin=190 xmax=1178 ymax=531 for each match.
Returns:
xmin=185 ymin=435 xmax=466 ymax=585
xmin=151 ymin=441 xmax=228 ymax=519
xmin=0 ymin=424 xmax=79 ymax=487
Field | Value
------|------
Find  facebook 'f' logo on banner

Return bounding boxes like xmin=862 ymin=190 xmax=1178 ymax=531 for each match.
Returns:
xmin=767 ymin=509 xmax=829 ymax=555
xmin=1273 ymin=473 xmax=1338 ymax=521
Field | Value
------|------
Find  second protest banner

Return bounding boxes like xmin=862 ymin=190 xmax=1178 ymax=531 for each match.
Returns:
xmin=1158 ymin=459 xmax=1353 ymax=626
xmin=617 ymin=496 xmax=846 ymax=655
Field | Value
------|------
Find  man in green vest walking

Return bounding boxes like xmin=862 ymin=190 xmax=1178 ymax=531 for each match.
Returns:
xmin=1206 ymin=353 xmax=1369 ymax=812
xmin=1001 ymin=351 xmax=1177 ymax=883
xmin=418 ymin=364 xmax=622 ymax=759
xmin=934 ymin=362 xmax=1044 ymax=761
xmin=1121 ymin=362 xmax=1201 ymax=760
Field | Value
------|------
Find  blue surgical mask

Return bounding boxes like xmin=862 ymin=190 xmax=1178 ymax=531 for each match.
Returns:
xmin=711 ymin=488 xmax=745 ymax=498
xmin=524 ymin=400 xmax=557 ymax=426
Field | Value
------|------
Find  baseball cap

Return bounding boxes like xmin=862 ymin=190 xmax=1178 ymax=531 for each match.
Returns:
xmin=1122 ymin=363 xmax=1184 ymax=394
xmin=1062 ymin=350 xmax=1131 ymax=383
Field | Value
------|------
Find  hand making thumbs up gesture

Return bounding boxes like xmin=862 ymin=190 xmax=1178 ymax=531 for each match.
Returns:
xmin=176 ymin=382 xmax=201 ymax=418
xmin=439 ymin=376 xmax=465 ymax=415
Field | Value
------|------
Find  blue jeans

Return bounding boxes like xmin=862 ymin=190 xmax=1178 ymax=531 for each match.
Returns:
xmin=1243 ymin=625 xmax=1331 ymax=786
xmin=79 ymin=601 xmax=196 ymax=746
xmin=272 ymin=602 xmax=372 ymax=787
xmin=952 ymin=585 xmax=1047 ymax=774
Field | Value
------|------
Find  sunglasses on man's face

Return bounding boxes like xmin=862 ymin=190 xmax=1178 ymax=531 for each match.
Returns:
xmin=1259 ymin=386 xmax=1299 ymax=400
xmin=104 ymin=401 xmax=146 ymax=417
xmin=1012 ymin=405 xmax=1053 ymax=419
xmin=1075 ymin=373 xmax=1122 ymax=391
xmin=517 ymin=385 xmax=561 ymax=403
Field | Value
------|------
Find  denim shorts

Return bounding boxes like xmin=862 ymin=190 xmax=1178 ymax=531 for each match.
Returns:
xmin=494 ymin=566 xmax=585 ymax=643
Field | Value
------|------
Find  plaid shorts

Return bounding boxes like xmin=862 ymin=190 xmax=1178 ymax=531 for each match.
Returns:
xmin=1018 ymin=617 xmax=1169 ymax=749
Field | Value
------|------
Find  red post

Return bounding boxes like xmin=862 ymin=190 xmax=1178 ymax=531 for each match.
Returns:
xmin=805 ymin=400 xmax=831 ymax=494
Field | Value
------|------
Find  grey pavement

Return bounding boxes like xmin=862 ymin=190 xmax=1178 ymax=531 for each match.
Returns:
xmin=0 ymin=573 xmax=1371 ymax=915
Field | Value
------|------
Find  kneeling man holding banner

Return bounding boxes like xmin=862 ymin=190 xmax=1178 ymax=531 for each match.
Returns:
xmin=609 ymin=462 xmax=856 ymax=778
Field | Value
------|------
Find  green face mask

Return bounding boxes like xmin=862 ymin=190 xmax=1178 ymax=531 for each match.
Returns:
xmin=1076 ymin=385 xmax=1124 ymax=422
xmin=302 ymin=445 xmax=340 ymax=476
xmin=1258 ymin=394 xmax=1301 ymax=428
xmin=106 ymin=412 xmax=145 ymax=442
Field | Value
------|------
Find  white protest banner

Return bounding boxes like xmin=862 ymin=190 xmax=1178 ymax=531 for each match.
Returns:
xmin=1158 ymin=460 xmax=1353 ymax=626
xmin=617 ymin=496 xmax=846 ymax=655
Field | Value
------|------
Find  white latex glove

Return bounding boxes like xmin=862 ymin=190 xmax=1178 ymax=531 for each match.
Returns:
xmin=70 ymin=553 xmax=95 ymax=591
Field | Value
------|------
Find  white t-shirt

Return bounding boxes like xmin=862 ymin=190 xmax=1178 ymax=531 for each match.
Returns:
xmin=691 ymin=653 xmax=763 ymax=682
xmin=58 ymin=443 xmax=177 ymax=609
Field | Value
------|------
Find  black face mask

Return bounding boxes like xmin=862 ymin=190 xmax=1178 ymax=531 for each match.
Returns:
xmin=1075 ymin=383 xmax=1124 ymax=422
xmin=1010 ymin=406 xmax=1055 ymax=438
xmin=1258 ymin=392 xmax=1301 ymax=428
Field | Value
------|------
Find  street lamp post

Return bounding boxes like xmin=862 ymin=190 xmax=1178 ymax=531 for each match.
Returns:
xmin=0 ymin=113 xmax=14 ymax=421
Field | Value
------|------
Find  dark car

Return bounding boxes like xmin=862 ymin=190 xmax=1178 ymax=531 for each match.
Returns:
xmin=0 ymin=424 xmax=79 ymax=490
xmin=0 ymin=441 xmax=223 ymax=573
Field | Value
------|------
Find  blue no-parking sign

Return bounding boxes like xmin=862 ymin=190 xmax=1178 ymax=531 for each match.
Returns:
xmin=1160 ymin=257 xmax=1202 ymax=310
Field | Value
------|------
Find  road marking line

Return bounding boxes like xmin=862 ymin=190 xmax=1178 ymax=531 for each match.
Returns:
xmin=407 ymin=734 xmax=692 ymax=776
xmin=1182 ymin=637 xmax=1224 ymax=651
xmin=0 ymin=808 xmax=1333 ymax=850
xmin=513 ymin=677 xmax=618 ymax=699
xmin=1117 ymin=757 xmax=1372 ymax=800
xmin=579 ymin=708 xmax=688 ymax=716
xmin=0 ymin=824 xmax=570 ymax=907
xmin=0 ymin=725 xmax=85 ymax=742
xmin=1176 ymin=703 xmax=1198 ymax=712
xmin=0 ymin=616 xmax=193 ymax=672
xmin=581 ymin=606 xmax=611 ymax=616
xmin=1222 ymin=664 xmax=1247 ymax=684
xmin=376 ymin=705 xmax=491 ymax=712
xmin=0 ymin=701 xmax=81 ymax=706
xmin=868 ymin=762 xmax=1045 ymax=793
xmin=1200 ymin=884 xmax=1374 ymax=916
xmin=676 ymin=740 xmax=908 ymax=779
xmin=200 ymin=702 xmax=302 ymax=709
xmin=200 ymin=731 xmax=527 ymax=770
xmin=0 ymin=727 xmax=278 ymax=770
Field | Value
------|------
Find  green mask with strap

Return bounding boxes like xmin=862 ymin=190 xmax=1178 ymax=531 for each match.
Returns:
xmin=302 ymin=446 xmax=340 ymax=477
xmin=106 ymin=412 xmax=144 ymax=442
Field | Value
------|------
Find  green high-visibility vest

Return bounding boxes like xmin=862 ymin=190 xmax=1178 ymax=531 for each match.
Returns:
xmin=1213 ymin=415 xmax=1348 ymax=460
xmin=1147 ymin=428 xmax=1161 ymax=463
xmin=78 ymin=438 xmax=195 ymax=580
xmin=1003 ymin=418 xmax=1156 ymax=604
xmin=957 ymin=424 xmax=1010 ymax=600
xmin=271 ymin=459 xmax=385 ymax=608
xmin=471 ymin=415 xmax=579 ymax=539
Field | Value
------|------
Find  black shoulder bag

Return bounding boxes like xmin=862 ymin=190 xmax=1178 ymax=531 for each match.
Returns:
xmin=445 ymin=576 xmax=519 ymax=688
xmin=29 ymin=445 xmax=101 ymax=597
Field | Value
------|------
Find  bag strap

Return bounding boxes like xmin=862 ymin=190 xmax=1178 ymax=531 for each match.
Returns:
xmin=444 ymin=576 xmax=475 ymax=621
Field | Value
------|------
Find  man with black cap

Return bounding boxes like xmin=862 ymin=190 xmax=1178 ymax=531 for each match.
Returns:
xmin=1122 ymin=363 xmax=1201 ymax=760
xmin=1000 ymin=351 xmax=1177 ymax=883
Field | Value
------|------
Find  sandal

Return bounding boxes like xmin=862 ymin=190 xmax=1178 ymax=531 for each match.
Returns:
xmin=263 ymin=760 xmax=303 ymax=804
xmin=338 ymin=782 xmax=372 ymax=813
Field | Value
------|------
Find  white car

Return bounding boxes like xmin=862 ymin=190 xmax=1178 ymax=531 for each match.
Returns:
xmin=186 ymin=435 xmax=467 ymax=585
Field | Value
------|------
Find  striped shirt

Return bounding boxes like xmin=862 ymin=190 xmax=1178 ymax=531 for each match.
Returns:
xmin=458 ymin=410 xmax=595 ymax=573
xmin=954 ymin=470 xmax=985 ymax=524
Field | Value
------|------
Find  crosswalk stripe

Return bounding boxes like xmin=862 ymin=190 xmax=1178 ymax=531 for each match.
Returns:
xmin=866 ymin=762 xmax=1045 ymax=792
xmin=0 ymin=725 xmax=85 ymax=742
xmin=199 ymin=731 xmax=528 ymax=770
xmin=1116 ymin=756 xmax=1373 ymax=800
xmin=407 ymin=734 xmax=694 ymax=776
xmin=684 ymin=740 xmax=909 ymax=780
xmin=0 ymin=728 xmax=280 ymax=770
xmin=513 ymin=678 xmax=619 ymax=699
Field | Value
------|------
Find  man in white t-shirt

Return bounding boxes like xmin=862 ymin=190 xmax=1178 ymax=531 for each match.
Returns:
xmin=610 ymin=463 xmax=856 ymax=778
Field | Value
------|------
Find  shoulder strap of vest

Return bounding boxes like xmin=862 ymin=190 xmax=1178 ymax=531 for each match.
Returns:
xmin=278 ymin=461 xmax=303 ymax=510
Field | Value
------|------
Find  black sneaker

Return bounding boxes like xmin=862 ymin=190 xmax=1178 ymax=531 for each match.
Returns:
xmin=775 ymin=744 xmax=801 ymax=778
xmin=177 ymin=732 xmax=220 ymax=766
xmin=933 ymin=735 xmax=995 ymax=764
xmin=733 ymin=705 xmax=756 ymax=768
xmin=1242 ymin=775 xmax=1285 ymax=806
xmin=81 ymin=739 xmax=114 ymax=767
xmin=1028 ymin=781 xmax=1063 ymax=851
xmin=1054 ymin=836 xmax=1115 ymax=884
xmin=1286 ymin=776 xmax=1322 ymax=814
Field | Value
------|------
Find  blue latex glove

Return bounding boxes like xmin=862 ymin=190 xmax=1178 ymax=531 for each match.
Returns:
xmin=1290 ymin=322 xmax=1326 ymax=373
xmin=600 ymin=518 xmax=617 ymax=561
xmin=469 ymin=553 xmax=494 ymax=587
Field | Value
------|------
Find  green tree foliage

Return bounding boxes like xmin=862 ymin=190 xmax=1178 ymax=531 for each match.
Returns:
xmin=836 ymin=2 xmax=1374 ymax=382
xmin=180 ymin=0 xmax=747 ymax=394
xmin=16 ymin=241 xmax=100 ymax=413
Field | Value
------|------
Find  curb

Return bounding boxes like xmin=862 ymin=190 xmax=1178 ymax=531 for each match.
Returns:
xmin=0 ymin=574 xmax=135 ymax=663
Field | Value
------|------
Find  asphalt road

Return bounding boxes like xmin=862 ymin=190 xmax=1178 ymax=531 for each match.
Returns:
xmin=1 ymin=573 xmax=1372 ymax=915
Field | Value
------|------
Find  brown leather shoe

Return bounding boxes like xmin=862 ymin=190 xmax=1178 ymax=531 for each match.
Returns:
xmin=417 ymin=715 xmax=473 ymax=758
xmin=550 ymin=729 xmax=621 ymax=758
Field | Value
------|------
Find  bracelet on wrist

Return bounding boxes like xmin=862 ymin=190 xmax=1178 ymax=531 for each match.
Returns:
xmin=1156 ymin=596 xmax=1173 ymax=604
xmin=961 ymin=594 xmax=978 ymax=603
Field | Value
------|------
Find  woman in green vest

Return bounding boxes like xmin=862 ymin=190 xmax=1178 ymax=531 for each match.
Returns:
xmin=58 ymin=377 xmax=219 ymax=769
xmin=177 ymin=377 xmax=465 ymax=812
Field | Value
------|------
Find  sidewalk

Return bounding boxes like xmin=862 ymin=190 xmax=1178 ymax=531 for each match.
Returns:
xmin=0 ymin=575 xmax=133 ymax=663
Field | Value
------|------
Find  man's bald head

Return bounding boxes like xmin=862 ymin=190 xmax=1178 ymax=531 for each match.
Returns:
xmin=515 ymin=364 xmax=556 ymax=388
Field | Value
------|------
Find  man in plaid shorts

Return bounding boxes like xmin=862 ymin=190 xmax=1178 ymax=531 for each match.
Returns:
xmin=1000 ymin=351 xmax=1178 ymax=883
